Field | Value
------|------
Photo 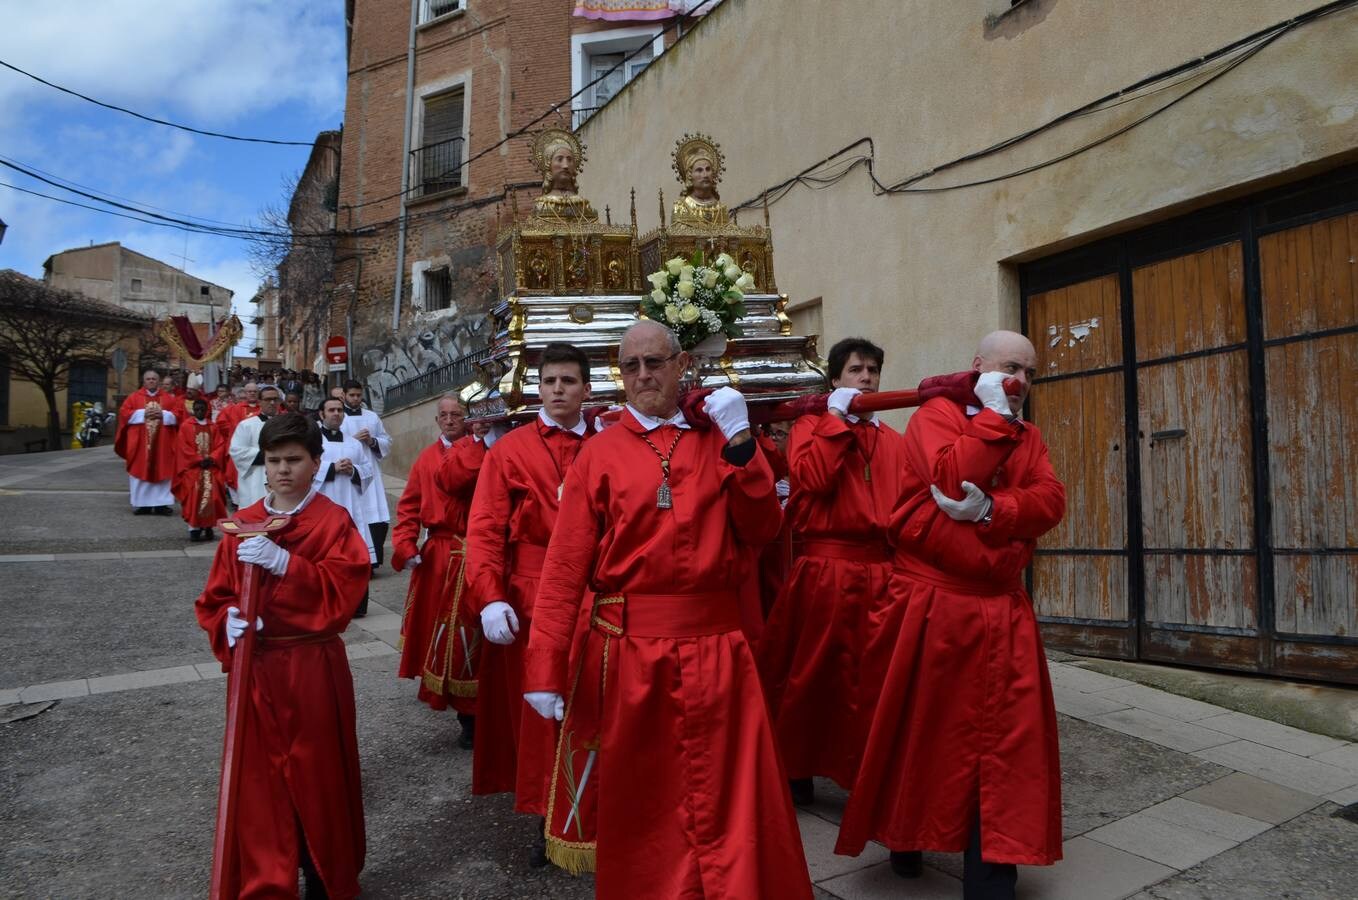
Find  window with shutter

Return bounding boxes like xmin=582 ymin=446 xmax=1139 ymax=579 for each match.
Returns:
xmin=418 ymin=89 xmax=465 ymax=195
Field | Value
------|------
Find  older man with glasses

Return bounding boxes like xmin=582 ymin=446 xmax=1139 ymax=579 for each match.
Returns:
xmin=521 ymin=320 xmax=811 ymax=899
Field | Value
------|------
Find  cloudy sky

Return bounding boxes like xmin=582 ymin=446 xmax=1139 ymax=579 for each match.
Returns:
xmin=0 ymin=0 xmax=347 ymax=351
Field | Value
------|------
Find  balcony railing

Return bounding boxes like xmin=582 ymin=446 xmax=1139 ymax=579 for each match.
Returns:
xmin=572 ymin=106 xmax=603 ymax=130
xmin=411 ymin=136 xmax=465 ymax=198
xmin=382 ymin=345 xmax=490 ymax=412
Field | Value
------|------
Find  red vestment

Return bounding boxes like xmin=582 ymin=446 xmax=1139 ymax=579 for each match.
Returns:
xmin=216 ymin=402 xmax=259 ymax=490
xmin=835 ymin=398 xmax=1066 ymax=866
xmin=524 ymin=412 xmax=812 ymax=899
xmin=174 ymin=417 xmax=227 ymax=528
xmin=757 ymin=412 xmax=904 ymax=788
xmin=114 ymin=388 xmax=179 ymax=483
xmin=391 ymin=435 xmax=482 ymax=713
xmin=195 ymin=494 xmax=371 ymax=899
xmin=465 ymin=418 xmax=589 ymax=815
xmin=755 ymin=433 xmax=793 ymax=618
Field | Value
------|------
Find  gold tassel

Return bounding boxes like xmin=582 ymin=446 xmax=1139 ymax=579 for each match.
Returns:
xmin=545 ymin=836 xmax=597 ymax=875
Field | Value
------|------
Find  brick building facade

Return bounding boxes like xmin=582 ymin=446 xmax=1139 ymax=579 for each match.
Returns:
xmin=332 ymin=0 xmax=669 ymax=410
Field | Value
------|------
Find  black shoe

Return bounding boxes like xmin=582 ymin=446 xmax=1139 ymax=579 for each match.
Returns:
xmin=789 ymin=777 xmax=815 ymax=807
xmin=528 ymin=817 xmax=550 ymax=868
xmin=301 ymin=864 xmax=328 ymax=899
xmin=890 ymin=850 xmax=923 ymax=879
xmin=457 ymin=713 xmax=475 ymax=750
xmin=134 ymin=507 xmax=151 ymax=516
xmin=155 ymin=505 xmax=174 ymax=516
xmin=202 ymin=528 xmax=216 ymax=541
xmin=353 ymin=593 xmax=368 ymax=619
xmin=189 ymin=529 xmax=202 ymax=542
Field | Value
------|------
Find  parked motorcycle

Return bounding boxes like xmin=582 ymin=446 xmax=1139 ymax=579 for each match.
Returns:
xmin=77 ymin=402 xmax=116 ymax=448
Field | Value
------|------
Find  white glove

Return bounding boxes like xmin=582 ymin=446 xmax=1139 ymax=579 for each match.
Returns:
xmin=408 ymin=553 xmax=422 ymax=569
xmin=480 ymin=600 xmax=520 ymax=645
xmin=974 ymin=371 xmax=1013 ymax=417
xmin=225 ymin=605 xmax=263 ymax=648
xmin=827 ymin=386 xmax=861 ymax=417
xmin=525 ymin=691 xmax=565 ymax=721
xmin=702 ymin=386 xmax=750 ymax=441
xmin=775 ymin=478 xmax=791 ymax=499
xmin=930 ymin=481 xmax=993 ymax=523
xmin=238 ymin=535 xmax=290 ymax=576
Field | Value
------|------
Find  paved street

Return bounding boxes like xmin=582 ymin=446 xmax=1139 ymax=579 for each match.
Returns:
xmin=2 ymin=446 xmax=1357 ymax=898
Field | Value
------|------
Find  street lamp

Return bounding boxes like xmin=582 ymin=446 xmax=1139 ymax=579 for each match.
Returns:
xmin=0 ymin=218 xmax=7 ymax=245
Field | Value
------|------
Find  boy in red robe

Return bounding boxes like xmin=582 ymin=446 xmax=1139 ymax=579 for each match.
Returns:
xmin=758 ymin=337 xmax=905 ymax=807
xmin=835 ymin=331 xmax=1066 ymax=899
xmin=465 ymin=342 xmax=592 ymax=866
xmin=195 ymin=412 xmax=371 ymax=898
xmin=524 ymin=322 xmax=811 ymax=899
xmin=174 ymin=397 xmax=227 ymax=541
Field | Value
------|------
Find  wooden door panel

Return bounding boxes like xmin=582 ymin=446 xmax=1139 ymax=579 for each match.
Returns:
xmin=1275 ymin=555 xmax=1357 ymax=637
xmin=1028 ymin=274 xmax=1123 ymax=378
xmin=1034 ymin=556 xmax=1129 ymax=620
xmin=1144 ymin=555 xmax=1258 ymax=630
xmin=1133 ymin=242 xmax=1245 ymax=360
xmin=1138 ymin=352 xmax=1255 ymax=550
xmin=1259 ymin=211 xmax=1358 ymax=340
xmin=1265 ymin=334 xmax=1358 ymax=551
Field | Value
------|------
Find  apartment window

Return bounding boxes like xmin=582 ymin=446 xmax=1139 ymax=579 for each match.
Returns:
xmin=424 ymin=267 xmax=452 ymax=311
xmin=130 ymin=278 xmax=143 ymax=292
xmin=419 ymin=0 xmax=464 ymax=25
xmin=572 ymin=29 xmax=661 ymax=129
xmin=414 ymin=88 xmax=465 ymax=196
xmin=200 ymin=285 xmax=210 ymax=297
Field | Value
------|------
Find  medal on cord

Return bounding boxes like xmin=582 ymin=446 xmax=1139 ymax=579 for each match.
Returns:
xmin=639 ymin=428 xmax=685 ymax=510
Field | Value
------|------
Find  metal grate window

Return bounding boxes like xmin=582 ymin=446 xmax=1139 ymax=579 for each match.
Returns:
xmin=424 ymin=267 xmax=452 ymax=311
xmin=419 ymin=0 xmax=464 ymax=24
xmin=413 ymin=89 xmax=465 ymax=196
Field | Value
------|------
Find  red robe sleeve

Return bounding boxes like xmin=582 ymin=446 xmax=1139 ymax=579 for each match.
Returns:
xmin=905 ymin=399 xmax=1026 ymax=500
xmin=787 ymin=413 xmax=856 ymax=496
xmin=436 ymin=435 xmax=486 ymax=495
xmin=391 ymin=448 xmax=426 ymax=571
xmin=982 ymin=425 xmax=1066 ymax=544
xmin=465 ymin=444 xmax=513 ymax=613
xmin=719 ymin=437 xmax=782 ymax=549
xmin=114 ymin=391 xmax=139 ymax=461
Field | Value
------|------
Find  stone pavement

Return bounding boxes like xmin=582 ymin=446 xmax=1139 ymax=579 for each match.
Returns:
xmin=1 ymin=445 xmax=1356 ymax=898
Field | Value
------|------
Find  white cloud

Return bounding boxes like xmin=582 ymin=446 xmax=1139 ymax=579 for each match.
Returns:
xmin=0 ymin=0 xmax=345 ymax=124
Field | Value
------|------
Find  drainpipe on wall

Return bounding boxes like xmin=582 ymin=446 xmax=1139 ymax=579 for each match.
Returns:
xmin=391 ymin=0 xmax=419 ymax=331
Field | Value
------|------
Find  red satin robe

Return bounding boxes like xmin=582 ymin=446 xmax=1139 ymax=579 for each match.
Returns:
xmin=114 ymin=388 xmax=179 ymax=483
xmin=524 ymin=411 xmax=812 ymax=899
xmin=174 ymin=417 xmax=227 ymax=528
xmin=758 ymin=412 xmax=904 ymax=788
xmin=756 ymin=433 xmax=793 ymax=619
xmin=391 ymin=435 xmax=483 ymax=713
xmin=835 ymin=398 xmax=1066 ymax=866
xmin=216 ymin=402 xmax=259 ymax=490
xmin=195 ymin=494 xmax=370 ymax=899
xmin=465 ymin=418 xmax=588 ymax=815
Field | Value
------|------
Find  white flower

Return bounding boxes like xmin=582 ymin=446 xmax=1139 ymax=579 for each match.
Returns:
xmin=664 ymin=303 xmax=682 ymax=324
xmin=650 ymin=288 xmax=667 ymax=304
xmin=680 ymin=304 xmax=701 ymax=324
xmin=679 ymin=265 xmax=695 ymax=282
xmin=699 ymin=308 xmax=722 ymax=331
xmin=735 ymin=272 xmax=755 ymax=291
xmin=701 ymin=268 xmax=719 ymax=289
xmin=676 ymin=280 xmax=696 ymax=299
xmin=665 ymin=257 xmax=685 ymax=275
xmin=723 ymin=264 xmax=742 ymax=281
xmin=714 ymin=252 xmax=735 ymax=269
xmin=647 ymin=271 xmax=669 ymax=290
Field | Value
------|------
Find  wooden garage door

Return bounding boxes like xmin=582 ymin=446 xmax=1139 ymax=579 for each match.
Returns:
xmin=1259 ymin=212 xmax=1358 ymax=678
xmin=1026 ymin=274 xmax=1133 ymax=657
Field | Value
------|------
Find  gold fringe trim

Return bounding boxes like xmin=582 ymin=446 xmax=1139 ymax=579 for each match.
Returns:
xmin=421 ymin=671 xmax=479 ymax=699
xmin=545 ymin=835 xmax=596 ymax=875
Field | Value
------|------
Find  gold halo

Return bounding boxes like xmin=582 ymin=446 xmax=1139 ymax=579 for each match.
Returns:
xmin=531 ymin=128 xmax=586 ymax=178
xmin=672 ymin=132 xmax=724 ymax=186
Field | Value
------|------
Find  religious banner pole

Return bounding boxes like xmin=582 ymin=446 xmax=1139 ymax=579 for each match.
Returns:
xmin=208 ymin=513 xmax=291 ymax=900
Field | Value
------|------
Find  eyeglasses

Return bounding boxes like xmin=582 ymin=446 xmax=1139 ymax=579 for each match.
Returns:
xmin=618 ymin=352 xmax=680 ymax=376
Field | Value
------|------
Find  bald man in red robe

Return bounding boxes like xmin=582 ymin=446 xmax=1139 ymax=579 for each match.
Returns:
xmin=392 ymin=395 xmax=482 ymax=740
xmin=836 ymin=331 xmax=1066 ymax=900
xmin=758 ymin=336 xmax=905 ymax=807
xmin=196 ymin=412 xmax=370 ymax=899
xmin=465 ymin=343 xmax=593 ymax=865
xmin=523 ymin=321 xmax=811 ymax=899
xmin=115 ymin=369 xmax=180 ymax=515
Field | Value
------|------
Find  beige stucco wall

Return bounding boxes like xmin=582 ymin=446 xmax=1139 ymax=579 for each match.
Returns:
xmin=379 ymin=394 xmax=447 ymax=480
xmin=578 ymin=0 xmax=1358 ymax=414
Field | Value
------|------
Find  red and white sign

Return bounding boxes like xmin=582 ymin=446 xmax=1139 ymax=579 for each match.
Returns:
xmin=325 ymin=336 xmax=348 ymax=372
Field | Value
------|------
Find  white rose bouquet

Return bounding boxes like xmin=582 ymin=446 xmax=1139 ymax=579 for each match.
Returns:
xmin=640 ymin=250 xmax=748 ymax=349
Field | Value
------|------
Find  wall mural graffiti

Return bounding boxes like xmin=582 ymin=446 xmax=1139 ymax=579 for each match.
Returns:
xmin=355 ymin=310 xmax=494 ymax=414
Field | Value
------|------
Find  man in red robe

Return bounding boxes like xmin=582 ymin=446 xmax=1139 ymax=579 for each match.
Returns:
xmin=392 ymin=395 xmax=483 ymax=738
xmin=196 ymin=412 xmax=370 ymax=899
xmin=174 ymin=397 xmax=227 ymax=542
xmin=115 ymin=368 xmax=180 ymax=515
xmin=835 ymin=330 xmax=1066 ymax=899
xmin=523 ymin=321 xmax=811 ymax=899
xmin=217 ymin=382 xmax=261 ymax=500
xmin=758 ymin=337 xmax=905 ymax=808
xmin=465 ymin=342 xmax=593 ymax=866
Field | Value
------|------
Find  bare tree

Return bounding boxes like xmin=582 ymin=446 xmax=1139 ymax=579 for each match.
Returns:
xmin=0 ymin=270 xmax=151 ymax=448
